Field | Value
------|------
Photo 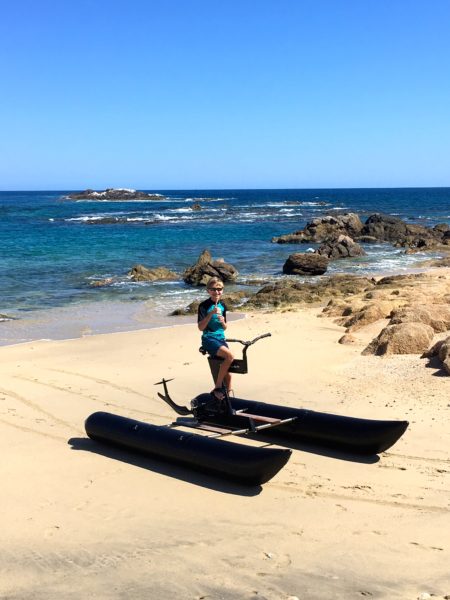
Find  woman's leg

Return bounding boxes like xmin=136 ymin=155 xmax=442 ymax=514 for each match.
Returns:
xmin=214 ymin=345 xmax=234 ymax=392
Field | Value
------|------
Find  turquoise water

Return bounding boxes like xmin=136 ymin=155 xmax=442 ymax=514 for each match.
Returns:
xmin=1 ymin=188 xmax=449 ymax=344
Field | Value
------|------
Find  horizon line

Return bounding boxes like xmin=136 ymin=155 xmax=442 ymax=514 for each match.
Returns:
xmin=1 ymin=185 xmax=450 ymax=193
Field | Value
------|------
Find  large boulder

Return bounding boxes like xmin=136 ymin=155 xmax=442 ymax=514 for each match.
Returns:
xmin=272 ymin=213 xmax=364 ymax=244
xmin=282 ymin=253 xmax=329 ymax=276
xmin=362 ymin=322 xmax=435 ymax=356
xmin=316 ymin=234 xmax=366 ymax=259
xmin=128 ymin=264 xmax=179 ymax=282
xmin=360 ymin=213 xmax=439 ymax=248
xmin=183 ymin=250 xmax=239 ymax=286
xmin=339 ymin=303 xmax=389 ymax=332
xmin=389 ymin=304 xmax=450 ymax=333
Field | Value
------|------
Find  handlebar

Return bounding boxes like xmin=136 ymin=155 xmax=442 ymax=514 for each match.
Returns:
xmin=226 ymin=333 xmax=271 ymax=346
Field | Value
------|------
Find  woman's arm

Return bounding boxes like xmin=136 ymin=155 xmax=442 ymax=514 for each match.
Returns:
xmin=198 ymin=310 xmax=215 ymax=331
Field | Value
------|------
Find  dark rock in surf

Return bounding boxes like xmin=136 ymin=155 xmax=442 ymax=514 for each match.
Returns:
xmin=272 ymin=213 xmax=364 ymax=244
xmin=128 ymin=264 xmax=179 ymax=282
xmin=282 ymin=253 xmax=329 ymax=276
xmin=0 ymin=313 xmax=18 ymax=321
xmin=171 ymin=291 xmax=247 ymax=316
xmin=183 ymin=250 xmax=238 ymax=286
xmin=67 ymin=188 xmax=165 ymax=201
xmin=316 ymin=234 xmax=366 ymax=259
xmin=272 ymin=212 xmax=448 ymax=251
xmin=360 ymin=213 xmax=441 ymax=249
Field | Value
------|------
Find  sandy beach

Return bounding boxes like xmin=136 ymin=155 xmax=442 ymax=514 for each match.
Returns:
xmin=1 ymin=286 xmax=449 ymax=599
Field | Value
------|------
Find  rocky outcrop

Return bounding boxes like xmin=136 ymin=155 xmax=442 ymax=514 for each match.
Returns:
xmin=360 ymin=213 xmax=445 ymax=249
xmin=338 ymin=303 xmax=389 ymax=332
xmin=128 ymin=264 xmax=179 ymax=282
xmin=183 ymin=250 xmax=238 ymax=286
xmin=316 ymin=234 xmax=366 ymax=259
xmin=68 ymin=188 xmax=165 ymax=201
xmin=272 ymin=212 xmax=449 ymax=251
xmin=362 ymin=322 xmax=435 ymax=356
xmin=272 ymin=213 xmax=363 ymax=244
xmin=245 ymin=275 xmax=375 ymax=309
xmin=282 ymin=253 xmax=329 ymax=275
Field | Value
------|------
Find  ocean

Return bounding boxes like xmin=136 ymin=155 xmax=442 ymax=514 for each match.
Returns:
xmin=1 ymin=188 xmax=449 ymax=345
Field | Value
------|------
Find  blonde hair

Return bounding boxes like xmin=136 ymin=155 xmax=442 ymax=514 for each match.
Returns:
xmin=207 ymin=276 xmax=224 ymax=290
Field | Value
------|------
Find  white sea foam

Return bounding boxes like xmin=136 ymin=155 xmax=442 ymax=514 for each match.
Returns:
xmin=184 ymin=197 xmax=234 ymax=202
xmin=66 ymin=215 xmax=106 ymax=222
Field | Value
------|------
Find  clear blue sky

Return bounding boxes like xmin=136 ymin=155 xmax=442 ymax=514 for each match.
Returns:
xmin=1 ymin=0 xmax=449 ymax=190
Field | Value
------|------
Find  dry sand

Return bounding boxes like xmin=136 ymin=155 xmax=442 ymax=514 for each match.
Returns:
xmin=0 ymin=301 xmax=449 ymax=599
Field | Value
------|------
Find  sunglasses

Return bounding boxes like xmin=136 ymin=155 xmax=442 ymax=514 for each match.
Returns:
xmin=208 ymin=287 xmax=223 ymax=292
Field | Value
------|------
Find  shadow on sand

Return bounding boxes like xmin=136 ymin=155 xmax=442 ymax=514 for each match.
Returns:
xmin=423 ymin=355 xmax=448 ymax=377
xmin=68 ymin=436 xmax=263 ymax=496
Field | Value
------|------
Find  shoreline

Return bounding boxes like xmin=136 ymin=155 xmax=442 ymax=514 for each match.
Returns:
xmin=1 ymin=260 xmax=448 ymax=348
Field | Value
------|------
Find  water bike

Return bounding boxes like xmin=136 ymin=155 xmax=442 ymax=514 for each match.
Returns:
xmin=85 ymin=333 xmax=408 ymax=486
xmin=156 ymin=333 xmax=409 ymax=454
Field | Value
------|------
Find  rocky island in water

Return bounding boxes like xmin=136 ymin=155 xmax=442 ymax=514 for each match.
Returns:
xmin=67 ymin=188 xmax=165 ymax=201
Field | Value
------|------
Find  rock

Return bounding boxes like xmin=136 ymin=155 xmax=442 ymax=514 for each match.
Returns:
xmin=422 ymin=336 xmax=450 ymax=375
xmin=246 ymin=275 xmax=375 ymax=309
xmin=389 ymin=304 xmax=450 ymax=333
xmin=272 ymin=213 xmax=363 ymax=244
xmin=316 ymin=234 xmax=366 ymax=259
xmin=361 ymin=213 xmax=441 ymax=248
xmin=183 ymin=250 xmax=238 ymax=286
xmin=67 ymin=188 xmax=165 ymax=201
xmin=340 ymin=303 xmax=389 ymax=332
xmin=89 ymin=277 xmax=115 ymax=287
xmin=273 ymin=211 xmax=448 ymax=250
xmin=171 ymin=291 xmax=247 ymax=315
xmin=362 ymin=322 xmax=435 ymax=356
xmin=128 ymin=264 xmax=179 ymax=282
xmin=171 ymin=299 xmax=201 ymax=316
xmin=0 ymin=313 xmax=18 ymax=321
xmin=339 ymin=334 xmax=357 ymax=344
xmin=358 ymin=235 xmax=379 ymax=243
xmin=423 ymin=256 xmax=450 ymax=268
xmin=376 ymin=273 xmax=430 ymax=288
xmin=283 ymin=253 xmax=329 ymax=275
xmin=433 ymin=223 xmax=450 ymax=234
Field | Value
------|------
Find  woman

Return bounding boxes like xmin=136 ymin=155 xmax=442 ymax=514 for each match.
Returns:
xmin=197 ymin=277 xmax=234 ymax=400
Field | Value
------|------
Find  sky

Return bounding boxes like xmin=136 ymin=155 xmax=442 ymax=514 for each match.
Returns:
xmin=1 ymin=0 xmax=449 ymax=190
